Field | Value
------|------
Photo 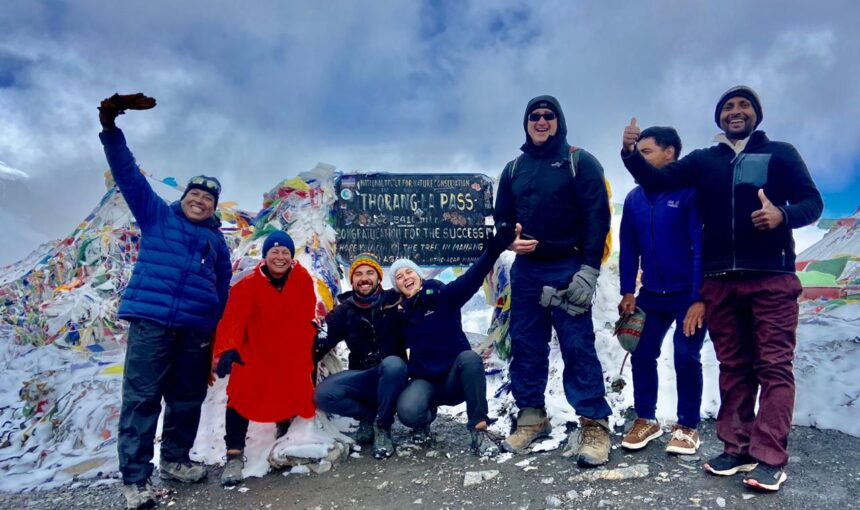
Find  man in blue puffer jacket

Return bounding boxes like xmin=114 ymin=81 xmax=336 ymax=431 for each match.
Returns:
xmin=98 ymin=93 xmax=232 ymax=510
xmin=617 ymin=126 xmax=707 ymax=456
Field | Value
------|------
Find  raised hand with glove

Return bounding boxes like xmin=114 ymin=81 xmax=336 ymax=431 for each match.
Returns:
xmin=216 ymin=349 xmax=244 ymax=378
xmin=98 ymin=92 xmax=157 ymax=131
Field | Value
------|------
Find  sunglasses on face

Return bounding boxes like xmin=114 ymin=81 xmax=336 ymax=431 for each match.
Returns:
xmin=190 ymin=176 xmax=221 ymax=194
xmin=528 ymin=112 xmax=557 ymax=122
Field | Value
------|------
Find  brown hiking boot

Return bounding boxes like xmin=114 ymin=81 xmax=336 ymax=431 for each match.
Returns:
xmin=621 ymin=418 xmax=663 ymax=450
xmin=571 ymin=417 xmax=611 ymax=468
xmin=500 ymin=408 xmax=551 ymax=454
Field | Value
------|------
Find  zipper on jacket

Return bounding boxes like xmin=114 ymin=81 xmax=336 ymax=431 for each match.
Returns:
xmin=731 ymin=153 xmax=741 ymax=270
xmin=170 ymin=226 xmax=202 ymax=326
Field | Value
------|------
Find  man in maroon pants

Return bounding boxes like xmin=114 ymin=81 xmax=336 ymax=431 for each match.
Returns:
xmin=620 ymin=86 xmax=823 ymax=492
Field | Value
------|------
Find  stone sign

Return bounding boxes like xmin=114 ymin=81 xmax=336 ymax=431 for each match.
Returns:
xmin=335 ymin=173 xmax=494 ymax=266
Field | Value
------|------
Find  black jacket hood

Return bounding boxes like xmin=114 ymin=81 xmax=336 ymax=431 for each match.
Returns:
xmin=521 ymin=94 xmax=568 ymax=157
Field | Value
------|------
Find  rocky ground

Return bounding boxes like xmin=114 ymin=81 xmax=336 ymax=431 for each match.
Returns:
xmin=1 ymin=418 xmax=858 ymax=510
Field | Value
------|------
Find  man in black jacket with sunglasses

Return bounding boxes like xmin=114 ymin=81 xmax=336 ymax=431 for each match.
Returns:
xmin=494 ymin=95 xmax=613 ymax=468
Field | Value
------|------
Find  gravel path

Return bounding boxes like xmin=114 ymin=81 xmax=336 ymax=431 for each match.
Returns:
xmin=2 ymin=419 xmax=858 ymax=509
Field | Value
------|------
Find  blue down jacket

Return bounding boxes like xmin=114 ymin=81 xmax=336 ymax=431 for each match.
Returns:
xmin=100 ymin=129 xmax=232 ymax=332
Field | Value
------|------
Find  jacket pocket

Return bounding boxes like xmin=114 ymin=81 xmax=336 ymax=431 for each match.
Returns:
xmin=733 ymin=153 xmax=771 ymax=187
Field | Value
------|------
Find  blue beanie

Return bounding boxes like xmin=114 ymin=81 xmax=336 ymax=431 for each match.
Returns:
xmin=263 ymin=231 xmax=295 ymax=257
xmin=389 ymin=259 xmax=423 ymax=288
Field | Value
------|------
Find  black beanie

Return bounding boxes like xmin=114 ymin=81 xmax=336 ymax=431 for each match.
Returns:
xmin=715 ymin=86 xmax=763 ymax=129
xmin=527 ymin=99 xmax=558 ymax=115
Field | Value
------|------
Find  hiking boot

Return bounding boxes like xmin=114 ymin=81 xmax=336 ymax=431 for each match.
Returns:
xmin=159 ymin=460 xmax=207 ymax=483
xmin=275 ymin=418 xmax=293 ymax=439
xmin=220 ymin=452 xmax=245 ymax=487
xmin=621 ymin=418 xmax=663 ymax=450
xmin=704 ymin=453 xmax=758 ymax=476
xmin=372 ymin=422 xmax=394 ymax=459
xmin=354 ymin=417 xmax=374 ymax=446
xmin=500 ymin=408 xmax=551 ymax=454
xmin=572 ymin=417 xmax=611 ymax=468
xmin=470 ymin=425 xmax=501 ymax=457
xmin=665 ymin=424 xmax=700 ymax=455
xmin=743 ymin=463 xmax=787 ymax=492
xmin=120 ymin=479 xmax=155 ymax=510
xmin=411 ymin=425 xmax=433 ymax=446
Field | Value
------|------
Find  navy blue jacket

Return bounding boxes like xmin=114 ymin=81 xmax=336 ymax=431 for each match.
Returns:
xmin=100 ymin=129 xmax=232 ymax=332
xmin=622 ymin=131 xmax=822 ymax=275
xmin=396 ymin=251 xmax=496 ymax=379
xmin=315 ymin=288 xmax=406 ymax=370
xmin=494 ymin=95 xmax=610 ymax=268
xmin=620 ymin=186 xmax=703 ymax=301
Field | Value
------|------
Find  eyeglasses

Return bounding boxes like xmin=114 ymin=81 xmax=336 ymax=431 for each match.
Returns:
xmin=190 ymin=176 xmax=221 ymax=194
xmin=528 ymin=112 xmax=557 ymax=122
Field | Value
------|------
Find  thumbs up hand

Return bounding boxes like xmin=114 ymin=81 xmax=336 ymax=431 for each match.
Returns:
xmin=622 ymin=117 xmax=640 ymax=153
xmin=511 ymin=222 xmax=538 ymax=255
xmin=751 ymin=188 xmax=784 ymax=230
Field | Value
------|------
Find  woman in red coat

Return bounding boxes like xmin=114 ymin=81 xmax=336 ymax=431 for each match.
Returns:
xmin=213 ymin=231 xmax=317 ymax=485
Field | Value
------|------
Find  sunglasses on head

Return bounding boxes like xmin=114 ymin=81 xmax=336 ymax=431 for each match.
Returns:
xmin=528 ymin=112 xmax=557 ymax=122
xmin=190 ymin=176 xmax=221 ymax=194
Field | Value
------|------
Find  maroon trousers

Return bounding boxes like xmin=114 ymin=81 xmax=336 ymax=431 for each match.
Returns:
xmin=701 ymin=273 xmax=802 ymax=467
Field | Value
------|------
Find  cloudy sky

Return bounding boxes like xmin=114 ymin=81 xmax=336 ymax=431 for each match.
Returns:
xmin=1 ymin=1 xmax=858 ymax=265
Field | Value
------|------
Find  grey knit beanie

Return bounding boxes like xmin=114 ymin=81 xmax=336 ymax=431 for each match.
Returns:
xmin=389 ymin=259 xmax=423 ymax=288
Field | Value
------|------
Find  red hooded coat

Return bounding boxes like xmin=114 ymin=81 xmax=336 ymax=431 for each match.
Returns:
xmin=214 ymin=261 xmax=316 ymax=422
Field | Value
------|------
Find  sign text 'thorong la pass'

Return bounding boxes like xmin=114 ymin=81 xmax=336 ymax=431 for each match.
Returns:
xmin=335 ymin=173 xmax=494 ymax=266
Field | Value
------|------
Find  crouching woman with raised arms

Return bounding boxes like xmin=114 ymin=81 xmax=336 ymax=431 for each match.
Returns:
xmin=392 ymin=224 xmax=516 ymax=456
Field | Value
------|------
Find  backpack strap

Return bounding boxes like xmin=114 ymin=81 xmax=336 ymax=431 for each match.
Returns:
xmin=569 ymin=145 xmax=580 ymax=179
xmin=509 ymin=154 xmax=523 ymax=179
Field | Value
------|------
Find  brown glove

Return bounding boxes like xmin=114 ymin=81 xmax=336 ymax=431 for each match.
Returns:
xmin=98 ymin=93 xmax=156 ymax=130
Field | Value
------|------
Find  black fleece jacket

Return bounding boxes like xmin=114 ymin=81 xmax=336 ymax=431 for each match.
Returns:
xmin=622 ymin=130 xmax=822 ymax=275
xmin=494 ymin=95 xmax=610 ymax=268
xmin=315 ymin=288 xmax=405 ymax=370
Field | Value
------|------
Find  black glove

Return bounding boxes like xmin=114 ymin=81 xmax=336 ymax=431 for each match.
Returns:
xmin=216 ymin=349 xmax=244 ymax=378
xmin=485 ymin=222 xmax=517 ymax=257
xmin=98 ymin=93 xmax=156 ymax=130
xmin=311 ymin=319 xmax=329 ymax=363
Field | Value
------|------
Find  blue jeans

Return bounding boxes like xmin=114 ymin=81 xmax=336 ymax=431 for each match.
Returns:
xmin=631 ymin=289 xmax=705 ymax=429
xmin=118 ymin=319 xmax=212 ymax=484
xmin=509 ymin=255 xmax=611 ymax=419
xmin=314 ymin=356 xmax=408 ymax=428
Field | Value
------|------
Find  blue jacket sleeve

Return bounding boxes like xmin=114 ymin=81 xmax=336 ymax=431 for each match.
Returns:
xmin=686 ymin=190 xmax=704 ymax=302
xmin=99 ymin=128 xmax=167 ymax=230
xmin=441 ymin=250 xmax=496 ymax=308
xmin=619 ymin=193 xmax=639 ymax=296
xmin=622 ymin=148 xmax=698 ymax=191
